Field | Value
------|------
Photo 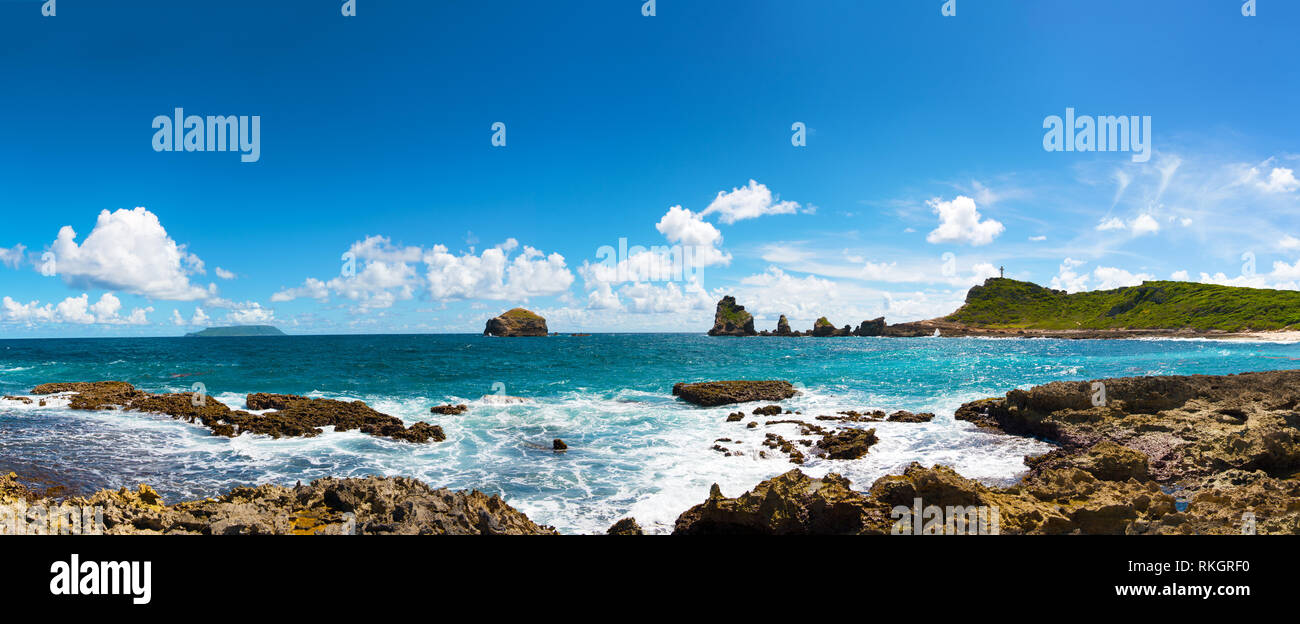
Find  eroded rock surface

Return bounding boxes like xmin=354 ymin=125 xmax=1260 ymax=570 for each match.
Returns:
xmin=677 ymin=369 xmax=1300 ymax=534
xmin=672 ymin=380 xmax=797 ymax=406
xmin=0 ymin=472 xmax=555 ymax=535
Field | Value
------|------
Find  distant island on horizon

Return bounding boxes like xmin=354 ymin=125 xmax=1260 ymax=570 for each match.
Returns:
xmin=184 ymin=325 xmax=287 ymax=338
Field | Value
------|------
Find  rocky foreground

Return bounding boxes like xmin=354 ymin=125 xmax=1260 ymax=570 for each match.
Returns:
xmin=0 ymin=473 xmax=555 ymax=535
xmin=673 ymin=369 xmax=1300 ymax=534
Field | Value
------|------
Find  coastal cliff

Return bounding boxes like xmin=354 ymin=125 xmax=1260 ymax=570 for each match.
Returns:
xmin=484 ymin=308 xmax=548 ymax=337
xmin=708 ymin=278 xmax=1300 ymax=339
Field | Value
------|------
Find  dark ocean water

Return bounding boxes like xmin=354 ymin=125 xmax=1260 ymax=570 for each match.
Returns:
xmin=2 ymin=333 xmax=1298 ymax=533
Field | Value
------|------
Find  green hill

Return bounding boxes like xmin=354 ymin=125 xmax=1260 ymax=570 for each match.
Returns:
xmin=945 ymin=278 xmax=1300 ymax=332
xmin=185 ymin=325 xmax=286 ymax=337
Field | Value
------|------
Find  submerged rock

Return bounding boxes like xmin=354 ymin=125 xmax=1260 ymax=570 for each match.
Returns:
xmin=480 ymin=394 xmax=531 ymax=405
xmin=671 ymin=380 xmax=797 ymax=406
xmin=707 ymin=296 xmax=757 ymax=336
xmin=430 ymin=404 xmax=469 ymax=415
xmin=483 ymin=308 xmax=548 ymax=337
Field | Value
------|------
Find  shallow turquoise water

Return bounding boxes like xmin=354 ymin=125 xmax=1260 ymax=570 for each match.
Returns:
xmin=2 ymin=334 xmax=1298 ymax=533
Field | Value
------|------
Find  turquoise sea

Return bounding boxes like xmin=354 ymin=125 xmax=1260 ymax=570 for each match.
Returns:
xmin=2 ymin=334 xmax=1299 ymax=534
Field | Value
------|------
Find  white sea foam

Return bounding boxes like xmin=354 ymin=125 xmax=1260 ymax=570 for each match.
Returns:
xmin=1 ymin=382 xmax=1054 ymax=534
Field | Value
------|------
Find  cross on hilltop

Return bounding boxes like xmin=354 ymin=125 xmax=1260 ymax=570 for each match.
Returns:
xmin=999 ymin=266 xmax=1005 ymax=278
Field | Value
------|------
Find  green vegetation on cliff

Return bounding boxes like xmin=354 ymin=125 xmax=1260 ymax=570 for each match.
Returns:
xmin=716 ymin=298 xmax=751 ymax=326
xmin=945 ymin=278 xmax=1300 ymax=331
xmin=501 ymin=307 xmax=544 ymax=321
xmin=185 ymin=325 xmax=286 ymax=337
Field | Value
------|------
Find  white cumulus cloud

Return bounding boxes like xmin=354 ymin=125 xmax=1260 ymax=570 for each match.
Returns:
xmin=925 ymin=196 xmax=1004 ymax=246
xmin=1 ymin=293 xmax=151 ymax=326
xmin=700 ymin=180 xmax=801 ymax=224
xmin=47 ymin=208 xmax=210 ymax=300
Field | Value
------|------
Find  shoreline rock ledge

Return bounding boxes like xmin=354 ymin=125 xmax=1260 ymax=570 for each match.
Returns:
xmin=484 ymin=308 xmax=548 ymax=337
xmin=672 ymin=380 xmax=797 ymax=406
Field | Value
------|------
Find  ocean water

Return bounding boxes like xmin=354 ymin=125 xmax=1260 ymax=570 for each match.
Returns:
xmin=2 ymin=333 xmax=1299 ymax=534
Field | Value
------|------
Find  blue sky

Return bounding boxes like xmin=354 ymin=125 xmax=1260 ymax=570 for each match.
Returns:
xmin=1 ymin=0 xmax=1298 ymax=337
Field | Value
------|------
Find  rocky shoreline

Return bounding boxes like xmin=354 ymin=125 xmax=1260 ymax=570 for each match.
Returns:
xmin=672 ymin=370 xmax=1300 ymax=534
xmin=4 ymin=370 xmax=1297 ymax=534
xmin=28 ymin=381 xmax=445 ymax=443
xmin=0 ymin=472 xmax=555 ymax=535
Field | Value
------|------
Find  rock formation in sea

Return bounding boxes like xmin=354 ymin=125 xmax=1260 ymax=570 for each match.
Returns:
xmin=707 ymin=296 xmax=757 ymax=336
xmin=484 ymin=308 xmax=549 ymax=337
xmin=0 ymin=472 xmax=556 ymax=535
xmin=674 ymin=369 xmax=1300 ymax=534
xmin=885 ymin=410 xmax=934 ymax=423
xmin=30 ymin=382 xmax=445 ymax=443
xmin=775 ymin=315 xmax=793 ymax=336
xmin=671 ymin=380 xmax=798 ymax=406
xmin=810 ymin=317 xmax=836 ymax=337
xmin=853 ymin=317 xmax=886 ymax=336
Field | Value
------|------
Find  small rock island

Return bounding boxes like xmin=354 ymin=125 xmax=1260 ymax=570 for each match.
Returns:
xmin=484 ymin=308 xmax=549 ymax=337
xmin=707 ymin=296 xmax=757 ymax=336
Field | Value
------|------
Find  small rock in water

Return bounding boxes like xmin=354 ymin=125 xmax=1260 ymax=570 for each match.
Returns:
xmin=430 ymin=403 xmax=468 ymax=415
xmin=886 ymin=410 xmax=935 ymax=423
xmin=671 ymin=380 xmax=797 ymax=406
xmin=552 ymin=438 xmax=568 ymax=451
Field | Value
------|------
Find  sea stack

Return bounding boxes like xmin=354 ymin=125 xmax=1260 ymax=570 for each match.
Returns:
xmin=811 ymin=317 xmax=836 ymax=337
xmin=708 ymin=296 xmax=757 ymax=336
xmin=484 ymin=308 xmax=549 ymax=337
xmin=775 ymin=315 xmax=793 ymax=336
